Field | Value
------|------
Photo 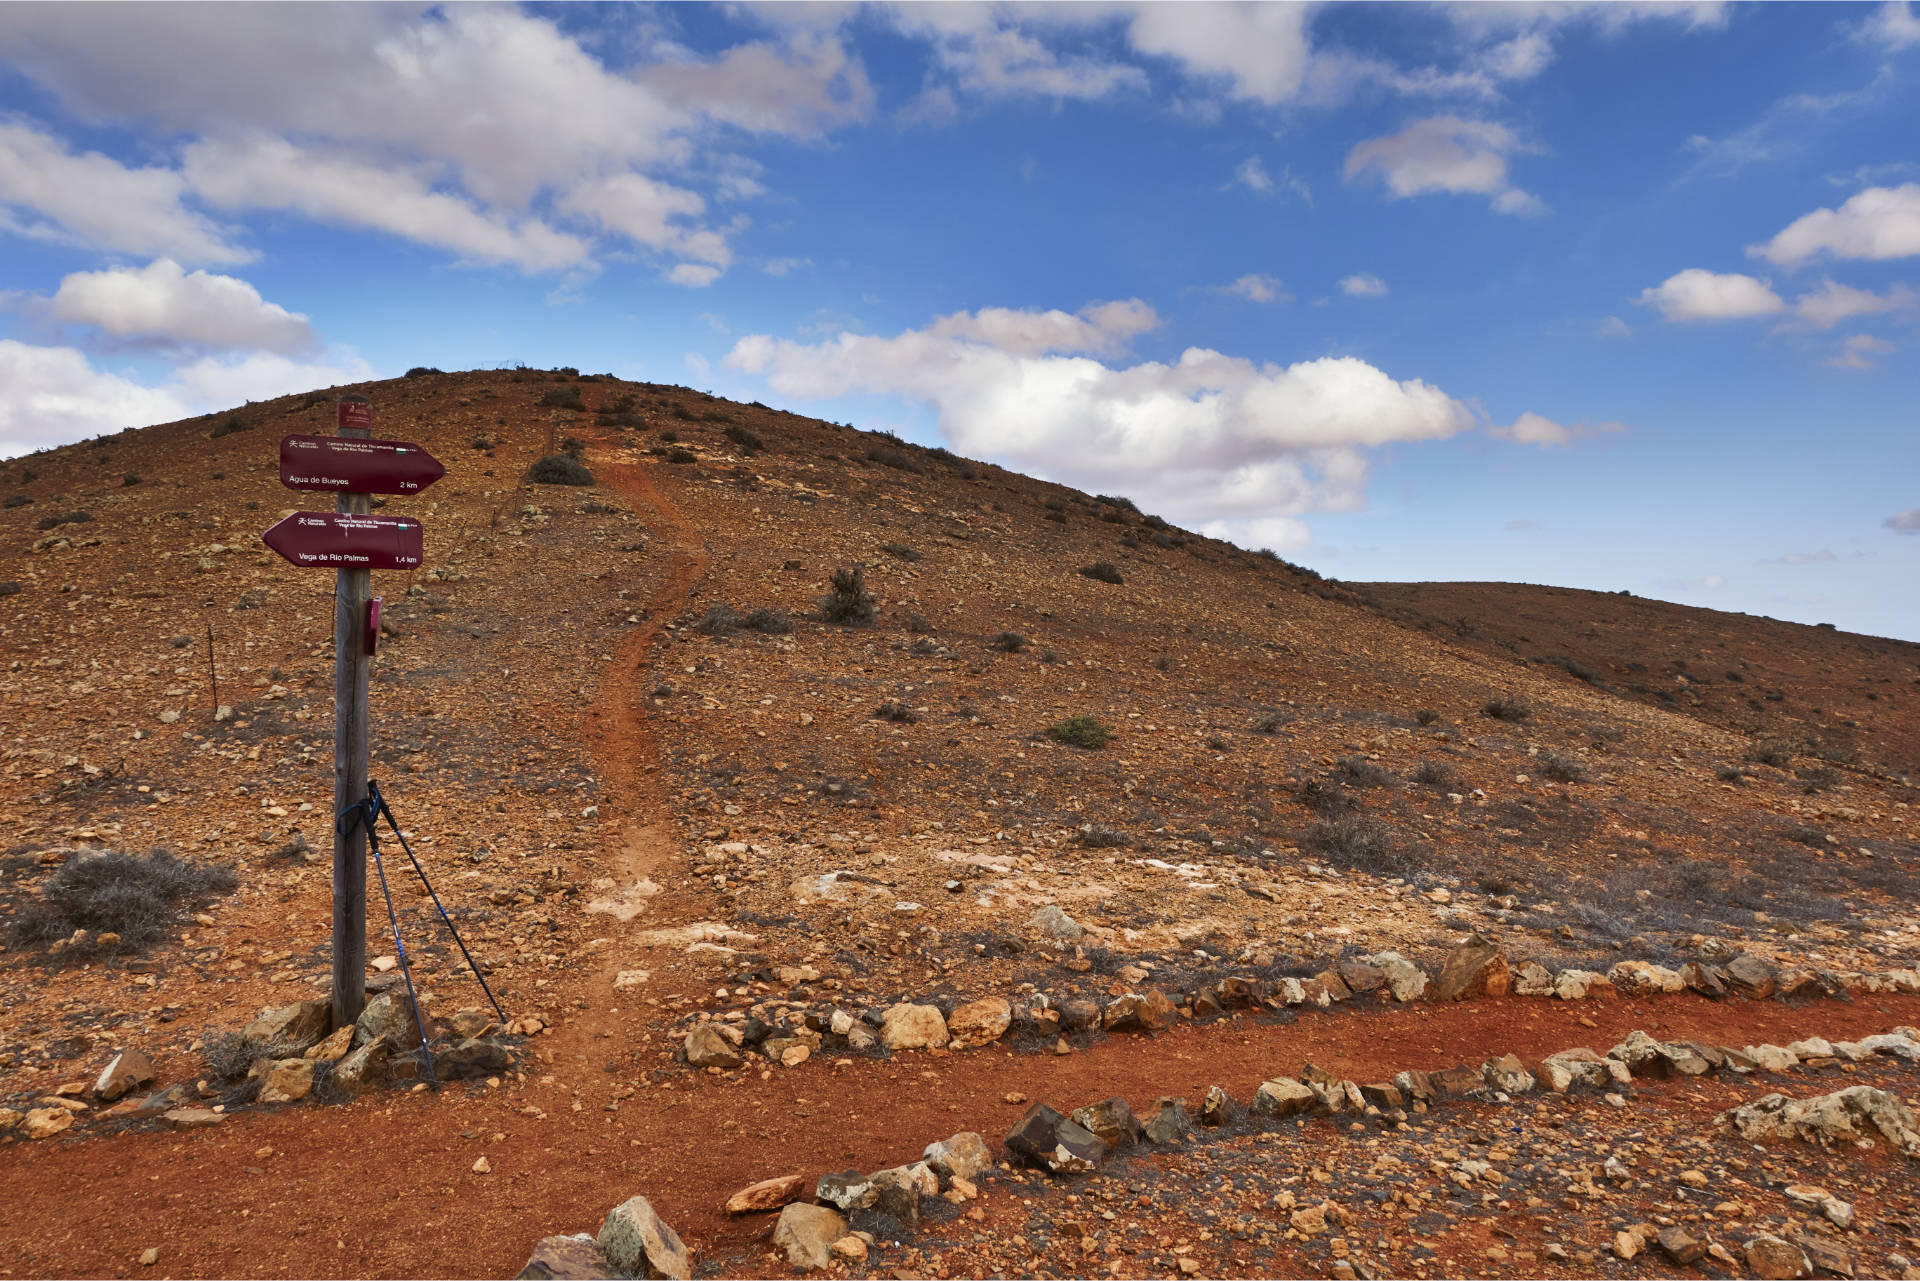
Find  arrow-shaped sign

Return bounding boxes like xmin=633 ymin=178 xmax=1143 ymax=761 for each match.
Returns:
xmin=279 ymin=433 xmax=445 ymax=495
xmin=261 ymin=512 xmax=425 ymax=570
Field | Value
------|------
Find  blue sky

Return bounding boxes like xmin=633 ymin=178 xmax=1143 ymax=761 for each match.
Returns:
xmin=2 ymin=2 xmax=1917 ymax=638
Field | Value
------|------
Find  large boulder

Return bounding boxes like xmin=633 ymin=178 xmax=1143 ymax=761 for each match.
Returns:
xmin=683 ymin=1024 xmax=742 ymax=1069
xmin=243 ymin=999 xmax=332 ymax=1054
xmin=597 ymin=1195 xmax=691 ymax=1280
xmin=1432 ymin=934 xmax=1510 ymax=1001
xmin=94 ymin=1047 xmax=155 ymax=1102
xmin=774 ymin=1204 xmax=845 ymax=1272
xmin=1718 ymin=1085 xmax=1920 ymax=1156
xmin=517 ymin=1234 xmax=616 ymax=1280
xmin=354 ymin=991 xmax=430 ymax=1051
xmin=880 ymin=1003 xmax=949 ymax=1051
xmin=945 ymin=998 xmax=1011 ymax=1046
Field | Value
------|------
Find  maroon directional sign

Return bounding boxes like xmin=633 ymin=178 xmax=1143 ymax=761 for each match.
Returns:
xmin=280 ymin=433 xmax=445 ymax=495
xmin=261 ymin=512 xmax=425 ymax=570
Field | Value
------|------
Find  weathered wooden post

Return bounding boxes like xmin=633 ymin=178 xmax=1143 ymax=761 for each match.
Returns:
xmin=331 ymin=395 xmax=373 ymax=1027
xmin=260 ymin=395 xmax=442 ymax=1030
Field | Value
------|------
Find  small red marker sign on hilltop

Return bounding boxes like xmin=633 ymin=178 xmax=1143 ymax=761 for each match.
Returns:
xmin=280 ymin=433 xmax=446 ymax=494
xmin=261 ymin=511 xmax=425 ymax=571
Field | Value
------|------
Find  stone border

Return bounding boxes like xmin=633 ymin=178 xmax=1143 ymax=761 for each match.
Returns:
xmin=523 ymin=1023 xmax=1920 ymax=1277
xmin=671 ymin=933 xmax=1920 ymax=1073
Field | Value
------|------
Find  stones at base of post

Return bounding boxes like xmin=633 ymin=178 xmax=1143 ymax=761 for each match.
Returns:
xmin=596 ymin=1195 xmax=692 ymax=1280
xmin=355 ymin=990 xmax=432 ymax=1051
xmin=243 ymin=999 xmax=333 ymax=1055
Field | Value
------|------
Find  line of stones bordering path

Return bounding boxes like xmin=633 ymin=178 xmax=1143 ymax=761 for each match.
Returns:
xmin=675 ymin=932 xmax=1920 ymax=1072
xmin=518 ymin=1022 xmax=1920 ymax=1280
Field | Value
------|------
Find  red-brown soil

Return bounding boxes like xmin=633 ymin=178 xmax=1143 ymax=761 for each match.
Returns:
xmin=1 ymin=368 xmax=1917 ymax=1279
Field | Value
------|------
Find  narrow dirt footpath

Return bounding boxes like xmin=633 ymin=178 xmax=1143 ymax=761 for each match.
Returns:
xmin=2 ymin=989 xmax=1916 ymax=1279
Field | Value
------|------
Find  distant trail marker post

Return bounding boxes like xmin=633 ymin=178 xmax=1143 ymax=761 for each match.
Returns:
xmin=261 ymin=395 xmax=443 ymax=1028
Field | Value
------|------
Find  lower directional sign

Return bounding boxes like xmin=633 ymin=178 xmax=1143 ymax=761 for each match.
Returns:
xmin=261 ymin=511 xmax=424 ymax=570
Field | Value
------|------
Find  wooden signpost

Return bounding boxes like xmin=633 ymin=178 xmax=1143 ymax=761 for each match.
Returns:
xmin=262 ymin=395 xmax=442 ymax=1027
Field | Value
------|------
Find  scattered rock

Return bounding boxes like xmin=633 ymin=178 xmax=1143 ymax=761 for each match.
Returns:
xmin=331 ymin=1038 xmax=390 ymax=1094
xmin=1553 ymin=968 xmax=1608 ymax=1001
xmin=1682 ymin=961 xmax=1730 ymax=998
xmin=160 ymin=1107 xmax=222 ymax=1130
xmin=1608 ymin=960 xmax=1686 ymax=996
xmin=438 ymin=1036 xmax=514 ymax=1078
xmin=1432 ymin=934 xmax=1510 ymax=1000
xmin=1658 ymin=1227 xmax=1706 ymax=1265
xmin=725 ymin=1174 xmax=806 ymax=1215
xmin=1140 ymin=1096 xmax=1193 ymax=1145
xmin=1727 ymin=954 xmax=1778 ymax=999
xmin=1511 ymin=961 xmax=1555 ymax=996
xmin=1005 ymin=1102 xmax=1106 ymax=1173
xmin=243 ymin=999 xmax=332 ymax=1054
xmin=303 ymin=1026 xmax=354 ymax=1062
xmin=21 ymin=1107 xmax=73 ymax=1140
xmin=1366 ymin=952 xmax=1428 ymax=1002
xmin=1717 ymin=1085 xmax=1920 ymax=1156
xmin=1746 ymin=1235 xmax=1814 ymax=1280
xmin=517 ymin=1233 xmax=616 ymax=1280
xmin=922 ymin=1132 xmax=992 ymax=1183
xmin=354 ymin=990 xmax=431 ymax=1051
xmin=880 ymin=1003 xmax=949 ymax=1051
xmin=684 ymin=1024 xmax=743 ymax=1069
xmin=1200 ymin=1085 xmax=1235 ymax=1126
xmin=945 ymin=997 xmax=1011 ymax=1045
xmin=829 ymin=1236 xmax=867 ymax=1264
xmin=1103 ymin=989 xmax=1176 ymax=1034
xmin=1028 ymin=905 xmax=1083 ymax=941
xmin=94 ymin=1048 xmax=155 ymax=1102
xmin=597 ymin=1195 xmax=691 ymax=1280
xmin=773 ymin=1203 xmax=846 ymax=1272
xmin=257 ymin=1058 xmax=314 ymax=1105
xmin=1069 ymin=1097 xmax=1142 ymax=1150
xmin=1253 ymin=1077 xmax=1317 ymax=1117
xmin=1481 ymin=1053 xmax=1534 ymax=1094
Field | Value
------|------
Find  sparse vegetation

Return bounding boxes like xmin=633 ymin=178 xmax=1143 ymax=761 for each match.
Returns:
xmin=1079 ymin=562 xmax=1124 ymax=585
xmin=1075 ymin=825 xmax=1132 ymax=848
xmin=9 ymin=849 xmax=237 ymax=958
xmin=539 ymin=386 xmax=586 ymax=410
xmin=1335 ymin=756 xmax=1391 ymax=787
xmin=527 ymin=454 xmax=594 ymax=485
xmin=1539 ymin=752 xmax=1586 ymax=783
xmin=1413 ymin=759 xmax=1456 ymax=788
xmin=1715 ymin=765 xmax=1746 ymax=784
xmin=867 ymin=446 xmax=922 ymax=473
xmin=695 ymin=604 xmax=743 ymax=635
xmin=1047 ymin=714 xmax=1111 ymax=749
xmin=882 ymin=542 xmax=921 ymax=562
xmin=1748 ymin=738 xmax=1797 ymax=767
xmin=820 ymin=566 xmax=875 ymax=626
xmin=724 ymin=424 xmax=765 ymax=454
xmin=1535 ymin=654 xmax=1600 ymax=684
xmin=210 ymin=415 xmax=253 ymax=438
xmin=1482 ymin=697 xmax=1531 ymax=722
xmin=1297 ymin=779 xmax=1355 ymax=817
xmin=405 ymin=366 xmax=444 ymax=378
xmin=1252 ymin=711 xmax=1289 ymax=735
xmin=2 ymin=494 xmax=30 ymax=508
xmin=874 ymin=701 xmax=916 ymax=724
xmin=740 ymin=607 xmax=791 ymax=634
xmin=35 ymin=510 xmax=92 ymax=531
xmin=667 ymin=448 xmax=698 ymax=465
xmin=991 ymin=631 xmax=1027 ymax=653
xmin=1414 ymin=708 xmax=1439 ymax=726
xmin=1305 ymin=816 xmax=1405 ymax=876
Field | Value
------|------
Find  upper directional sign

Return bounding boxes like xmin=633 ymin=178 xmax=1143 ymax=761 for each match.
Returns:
xmin=261 ymin=511 xmax=425 ymax=571
xmin=279 ymin=433 xmax=445 ymax=495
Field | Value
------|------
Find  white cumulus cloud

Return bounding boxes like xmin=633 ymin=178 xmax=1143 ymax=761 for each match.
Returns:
xmin=1343 ymin=117 xmax=1544 ymax=215
xmin=1489 ymin=412 xmax=1627 ymax=448
xmin=1222 ymin=274 xmax=1289 ymax=304
xmin=1827 ymin=333 xmax=1897 ymax=369
xmin=1791 ymin=278 xmax=1915 ymax=329
xmin=1885 ymin=507 xmax=1920 ymax=533
xmin=724 ymin=301 xmax=1481 ymax=531
xmin=1637 ymin=269 xmax=1786 ymax=321
xmin=0 ymin=340 xmax=369 ymax=458
xmin=1858 ymin=1 xmax=1920 ymax=50
xmin=1751 ymin=183 xmax=1920 ymax=265
xmin=0 ymin=121 xmax=247 ymax=265
xmin=1340 ymin=273 xmax=1389 ymax=298
xmin=47 ymin=259 xmax=316 ymax=354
